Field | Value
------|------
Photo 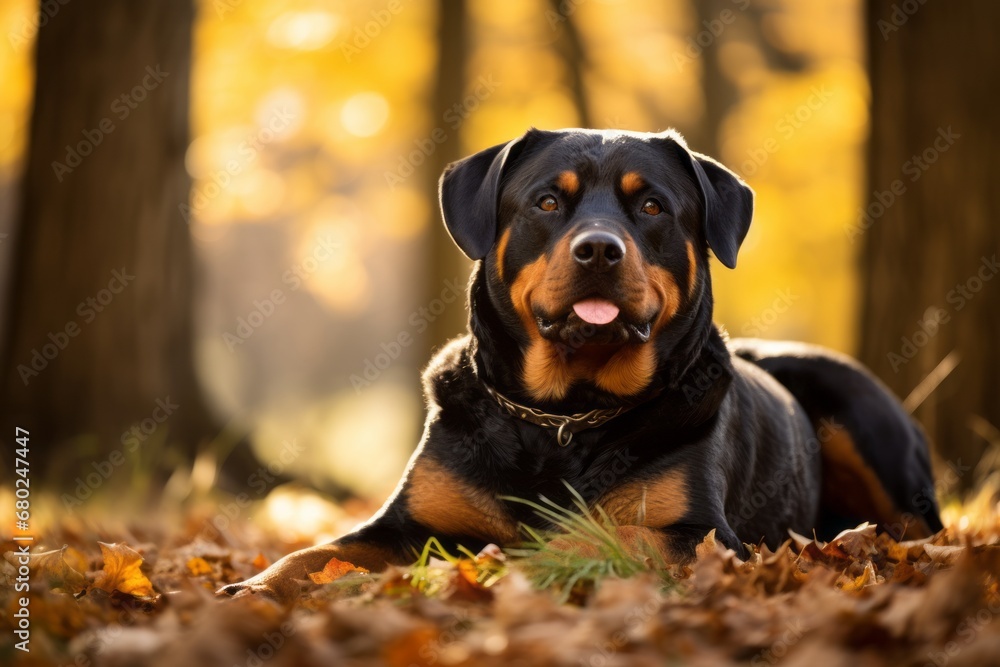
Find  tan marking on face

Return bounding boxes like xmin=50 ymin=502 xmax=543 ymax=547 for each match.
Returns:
xmin=819 ymin=426 xmax=932 ymax=540
xmin=557 ymin=170 xmax=579 ymax=195
xmin=509 ymin=254 xmax=549 ymax=330
xmin=507 ymin=233 xmax=682 ymax=401
xmin=406 ymin=459 xmax=520 ymax=544
xmin=646 ymin=266 xmax=683 ymax=336
xmin=495 ymin=228 xmax=512 ymax=281
xmin=509 ymin=238 xmax=579 ymax=401
xmin=620 ymin=171 xmax=644 ymax=196
xmin=685 ymin=240 xmax=698 ymax=298
xmin=598 ymin=467 xmax=689 ymax=529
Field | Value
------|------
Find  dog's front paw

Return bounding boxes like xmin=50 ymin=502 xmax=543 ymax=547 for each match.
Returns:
xmin=216 ymin=544 xmax=353 ymax=604
xmin=215 ymin=572 xmax=305 ymax=604
xmin=216 ymin=568 xmax=310 ymax=604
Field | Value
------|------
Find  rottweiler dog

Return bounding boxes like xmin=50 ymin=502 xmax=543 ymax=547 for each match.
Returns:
xmin=220 ymin=128 xmax=942 ymax=602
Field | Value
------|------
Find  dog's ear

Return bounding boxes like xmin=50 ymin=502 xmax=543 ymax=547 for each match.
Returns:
xmin=661 ymin=134 xmax=754 ymax=269
xmin=439 ymin=130 xmax=543 ymax=260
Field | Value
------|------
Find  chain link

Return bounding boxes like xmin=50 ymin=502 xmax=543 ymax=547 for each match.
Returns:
xmin=484 ymin=385 xmax=631 ymax=446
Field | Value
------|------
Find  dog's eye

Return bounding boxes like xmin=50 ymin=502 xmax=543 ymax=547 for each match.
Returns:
xmin=641 ymin=199 xmax=663 ymax=216
xmin=538 ymin=195 xmax=558 ymax=212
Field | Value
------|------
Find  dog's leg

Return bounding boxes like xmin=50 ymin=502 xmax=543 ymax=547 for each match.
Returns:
xmin=216 ymin=498 xmax=424 ymax=603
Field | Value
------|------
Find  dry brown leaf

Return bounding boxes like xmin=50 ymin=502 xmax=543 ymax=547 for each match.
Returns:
xmin=923 ymin=543 xmax=965 ymax=565
xmin=94 ymin=542 xmax=155 ymax=597
xmin=186 ymin=557 xmax=213 ymax=576
xmin=838 ymin=560 xmax=879 ymax=592
xmin=695 ymin=528 xmax=719 ymax=560
xmin=446 ymin=558 xmax=493 ymax=602
xmin=825 ymin=523 xmax=877 ymax=559
xmin=4 ymin=546 xmax=88 ymax=593
xmin=307 ymin=556 xmax=368 ymax=584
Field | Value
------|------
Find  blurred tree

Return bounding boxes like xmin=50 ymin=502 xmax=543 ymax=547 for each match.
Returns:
xmin=860 ymin=0 xmax=1000 ymax=489
xmin=547 ymin=0 xmax=592 ymax=128
xmin=0 ymin=0 xmax=222 ymax=486
xmin=427 ymin=0 xmax=472 ymax=351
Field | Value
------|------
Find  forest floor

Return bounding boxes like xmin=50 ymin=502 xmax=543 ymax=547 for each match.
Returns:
xmin=3 ymin=487 xmax=1000 ymax=667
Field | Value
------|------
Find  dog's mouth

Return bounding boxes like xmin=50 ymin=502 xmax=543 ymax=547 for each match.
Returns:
xmin=535 ymin=298 xmax=653 ymax=346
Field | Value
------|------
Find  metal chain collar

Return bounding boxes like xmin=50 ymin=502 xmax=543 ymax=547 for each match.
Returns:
xmin=483 ymin=384 xmax=632 ymax=447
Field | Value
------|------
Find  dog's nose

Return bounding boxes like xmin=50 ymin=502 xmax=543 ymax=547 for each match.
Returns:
xmin=570 ymin=230 xmax=626 ymax=272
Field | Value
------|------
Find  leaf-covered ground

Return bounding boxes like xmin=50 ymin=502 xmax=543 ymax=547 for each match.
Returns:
xmin=3 ymin=490 xmax=1000 ymax=667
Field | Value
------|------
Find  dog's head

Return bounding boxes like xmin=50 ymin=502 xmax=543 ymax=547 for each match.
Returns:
xmin=440 ymin=128 xmax=752 ymax=405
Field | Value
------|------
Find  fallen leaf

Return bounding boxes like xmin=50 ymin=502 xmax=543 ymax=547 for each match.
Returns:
xmin=446 ymin=558 xmax=493 ymax=602
xmin=186 ymin=557 xmax=213 ymax=576
xmin=923 ymin=544 xmax=965 ymax=565
xmin=94 ymin=542 xmax=155 ymax=597
xmin=838 ymin=559 xmax=879 ymax=592
xmin=4 ymin=546 xmax=87 ymax=593
xmin=251 ymin=552 xmax=269 ymax=571
xmin=308 ymin=557 xmax=368 ymax=584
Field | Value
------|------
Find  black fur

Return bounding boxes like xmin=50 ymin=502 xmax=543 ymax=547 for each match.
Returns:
xmin=220 ymin=129 xmax=942 ymax=601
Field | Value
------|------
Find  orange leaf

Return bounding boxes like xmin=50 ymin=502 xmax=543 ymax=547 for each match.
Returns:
xmin=252 ymin=552 xmax=270 ymax=571
xmin=186 ymin=557 xmax=213 ymax=576
xmin=94 ymin=542 xmax=155 ymax=597
xmin=308 ymin=556 xmax=368 ymax=584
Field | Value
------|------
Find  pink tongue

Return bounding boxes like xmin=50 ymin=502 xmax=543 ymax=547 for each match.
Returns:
xmin=572 ymin=299 xmax=620 ymax=325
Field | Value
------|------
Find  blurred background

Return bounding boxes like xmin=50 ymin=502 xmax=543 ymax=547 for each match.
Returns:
xmin=0 ymin=0 xmax=997 ymax=531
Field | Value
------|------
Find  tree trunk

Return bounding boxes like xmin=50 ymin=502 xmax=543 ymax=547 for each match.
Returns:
xmin=548 ymin=0 xmax=592 ymax=129
xmin=426 ymin=0 xmax=472 ymax=353
xmin=1 ymin=0 xmax=217 ymax=485
xmin=860 ymin=0 xmax=1000 ymax=490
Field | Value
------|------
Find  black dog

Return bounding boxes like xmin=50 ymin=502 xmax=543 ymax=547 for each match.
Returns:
xmin=220 ymin=128 xmax=942 ymax=602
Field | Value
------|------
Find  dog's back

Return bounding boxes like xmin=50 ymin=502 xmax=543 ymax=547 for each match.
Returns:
xmin=730 ymin=338 xmax=944 ymax=540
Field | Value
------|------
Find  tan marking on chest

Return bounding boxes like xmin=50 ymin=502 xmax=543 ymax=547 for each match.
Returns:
xmin=406 ymin=459 xmax=520 ymax=544
xmin=598 ymin=468 xmax=689 ymax=528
